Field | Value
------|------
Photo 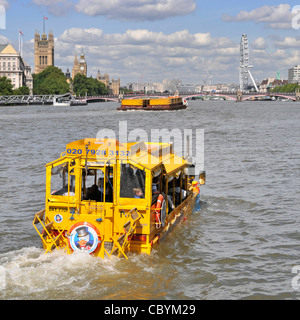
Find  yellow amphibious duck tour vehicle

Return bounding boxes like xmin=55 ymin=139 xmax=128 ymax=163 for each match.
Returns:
xmin=33 ymin=138 xmax=205 ymax=259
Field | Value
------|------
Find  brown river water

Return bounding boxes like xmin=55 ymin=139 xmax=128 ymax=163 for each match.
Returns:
xmin=0 ymin=99 xmax=299 ymax=300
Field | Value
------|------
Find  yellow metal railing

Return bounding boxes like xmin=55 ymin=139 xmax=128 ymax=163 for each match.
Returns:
xmin=33 ymin=209 xmax=66 ymax=253
xmin=108 ymin=208 xmax=142 ymax=259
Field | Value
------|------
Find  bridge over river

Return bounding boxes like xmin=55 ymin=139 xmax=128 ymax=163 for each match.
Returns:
xmin=87 ymin=91 xmax=299 ymax=102
xmin=183 ymin=91 xmax=298 ymax=101
xmin=0 ymin=91 xmax=299 ymax=106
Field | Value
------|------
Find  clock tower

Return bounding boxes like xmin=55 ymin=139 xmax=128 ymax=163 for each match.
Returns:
xmin=72 ymin=49 xmax=87 ymax=79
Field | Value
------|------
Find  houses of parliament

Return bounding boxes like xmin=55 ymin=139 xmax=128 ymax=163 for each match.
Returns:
xmin=34 ymin=29 xmax=120 ymax=95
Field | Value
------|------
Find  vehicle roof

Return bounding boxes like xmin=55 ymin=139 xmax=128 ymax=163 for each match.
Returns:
xmin=48 ymin=138 xmax=188 ymax=175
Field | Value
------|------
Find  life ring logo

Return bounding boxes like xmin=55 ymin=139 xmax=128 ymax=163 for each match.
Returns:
xmin=54 ymin=214 xmax=63 ymax=223
xmin=68 ymin=222 xmax=100 ymax=254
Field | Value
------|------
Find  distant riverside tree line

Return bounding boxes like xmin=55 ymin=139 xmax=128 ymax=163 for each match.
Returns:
xmin=0 ymin=66 xmax=110 ymax=96
xmin=270 ymin=83 xmax=300 ymax=93
xmin=2 ymin=66 xmax=300 ymax=96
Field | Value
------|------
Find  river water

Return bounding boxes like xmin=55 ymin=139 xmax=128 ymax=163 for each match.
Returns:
xmin=0 ymin=99 xmax=299 ymax=300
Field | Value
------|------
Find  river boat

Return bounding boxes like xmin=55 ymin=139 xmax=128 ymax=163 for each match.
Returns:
xmin=33 ymin=138 xmax=205 ymax=259
xmin=70 ymin=98 xmax=88 ymax=106
xmin=53 ymin=94 xmax=71 ymax=106
xmin=53 ymin=93 xmax=87 ymax=106
xmin=117 ymin=96 xmax=188 ymax=111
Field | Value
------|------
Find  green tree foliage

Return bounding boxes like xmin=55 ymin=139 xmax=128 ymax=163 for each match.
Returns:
xmin=271 ymin=83 xmax=300 ymax=93
xmin=0 ymin=76 xmax=14 ymax=95
xmin=0 ymin=77 xmax=31 ymax=95
xmin=73 ymin=73 xmax=109 ymax=96
xmin=14 ymin=86 xmax=30 ymax=95
xmin=33 ymin=66 xmax=70 ymax=95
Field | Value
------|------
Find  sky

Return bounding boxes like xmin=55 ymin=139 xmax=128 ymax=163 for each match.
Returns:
xmin=0 ymin=0 xmax=299 ymax=86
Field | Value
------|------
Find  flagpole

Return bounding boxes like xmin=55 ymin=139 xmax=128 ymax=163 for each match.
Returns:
xmin=43 ymin=16 xmax=45 ymax=34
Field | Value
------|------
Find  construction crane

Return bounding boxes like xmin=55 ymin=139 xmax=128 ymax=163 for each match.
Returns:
xmin=201 ymin=58 xmax=213 ymax=85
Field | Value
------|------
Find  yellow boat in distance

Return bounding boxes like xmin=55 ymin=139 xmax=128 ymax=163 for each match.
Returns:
xmin=117 ymin=96 xmax=188 ymax=111
xmin=33 ymin=138 xmax=205 ymax=259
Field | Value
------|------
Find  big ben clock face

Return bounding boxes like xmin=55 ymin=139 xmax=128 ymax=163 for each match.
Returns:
xmin=80 ymin=66 xmax=84 ymax=71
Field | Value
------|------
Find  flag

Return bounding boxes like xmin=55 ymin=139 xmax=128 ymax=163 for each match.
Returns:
xmin=19 ymin=30 xmax=24 ymax=36
xmin=44 ymin=16 xmax=48 ymax=20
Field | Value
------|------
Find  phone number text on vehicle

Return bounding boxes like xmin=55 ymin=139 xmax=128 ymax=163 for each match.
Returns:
xmin=66 ymin=148 xmax=130 ymax=156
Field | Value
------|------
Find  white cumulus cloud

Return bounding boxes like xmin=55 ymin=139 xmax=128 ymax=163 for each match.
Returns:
xmin=56 ymin=27 xmax=239 ymax=84
xmin=222 ymin=4 xmax=294 ymax=29
xmin=252 ymin=37 xmax=267 ymax=50
xmin=74 ymin=0 xmax=196 ymax=21
xmin=273 ymin=36 xmax=300 ymax=48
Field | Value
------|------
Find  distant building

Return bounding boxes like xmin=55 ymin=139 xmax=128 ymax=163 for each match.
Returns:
xmin=34 ymin=30 xmax=54 ymax=74
xmin=110 ymin=78 xmax=120 ymax=95
xmin=126 ymin=82 xmax=164 ymax=93
xmin=202 ymin=84 xmax=218 ymax=92
xmin=97 ymin=70 xmax=109 ymax=87
xmin=288 ymin=65 xmax=300 ymax=83
xmin=260 ymin=78 xmax=288 ymax=92
xmin=72 ymin=50 xmax=87 ymax=79
xmin=65 ymin=68 xmax=71 ymax=85
xmin=65 ymin=68 xmax=71 ymax=80
xmin=0 ymin=43 xmax=33 ymax=93
xmin=178 ymin=84 xmax=196 ymax=93
xmin=97 ymin=70 xmax=120 ymax=95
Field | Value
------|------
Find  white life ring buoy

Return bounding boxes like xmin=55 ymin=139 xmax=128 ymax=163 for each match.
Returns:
xmin=155 ymin=194 xmax=166 ymax=229
xmin=68 ymin=222 xmax=101 ymax=254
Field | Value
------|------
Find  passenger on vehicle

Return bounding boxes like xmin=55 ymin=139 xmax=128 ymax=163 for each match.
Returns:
xmin=84 ymin=184 xmax=103 ymax=202
xmin=133 ymin=187 xmax=144 ymax=198
xmin=63 ymin=190 xmax=75 ymax=196
xmin=152 ymin=176 xmax=160 ymax=195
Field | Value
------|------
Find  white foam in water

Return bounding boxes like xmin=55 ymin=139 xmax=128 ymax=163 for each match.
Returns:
xmin=0 ymin=247 xmax=122 ymax=299
xmin=0 ymin=265 xmax=6 ymax=291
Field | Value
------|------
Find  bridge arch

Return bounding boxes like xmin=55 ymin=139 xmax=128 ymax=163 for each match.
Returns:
xmin=86 ymin=96 xmax=119 ymax=102
xmin=242 ymin=94 xmax=296 ymax=101
xmin=183 ymin=93 xmax=236 ymax=101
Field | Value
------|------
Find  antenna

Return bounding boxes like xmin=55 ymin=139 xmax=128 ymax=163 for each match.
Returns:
xmin=19 ymin=30 xmax=24 ymax=57
xmin=43 ymin=16 xmax=48 ymax=34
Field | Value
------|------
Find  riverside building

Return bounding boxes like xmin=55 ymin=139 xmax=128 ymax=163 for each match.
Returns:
xmin=0 ymin=44 xmax=33 ymax=93
xmin=288 ymin=65 xmax=300 ymax=83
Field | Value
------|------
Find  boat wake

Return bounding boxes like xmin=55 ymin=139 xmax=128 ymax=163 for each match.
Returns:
xmin=0 ymin=246 xmax=173 ymax=299
xmin=0 ymin=247 xmax=122 ymax=299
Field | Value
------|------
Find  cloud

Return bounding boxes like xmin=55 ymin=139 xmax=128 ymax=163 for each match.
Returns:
xmin=59 ymin=27 xmax=233 ymax=49
xmin=273 ymin=37 xmax=300 ymax=49
xmin=22 ymin=25 xmax=298 ymax=84
xmin=32 ymin=0 xmax=196 ymax=20
xmin=75 ymin=0 xmax=197 ymax=21
xmin=31 ymin=0 xmax=74 ymax=16
xmin=0 ymin=35 xmax=9 ymax=43
xmin=56 ymin=27 xmax=239 ymax=84
xmin=252 ymin=37 xmax=267 ymax=50
xmin=222 ymin=4 xmax=294 ymax=29
xmin=0 ymin=0 xmax=9 ymax=9
xmin=60 ymin=28 xmax=104 ymax=43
